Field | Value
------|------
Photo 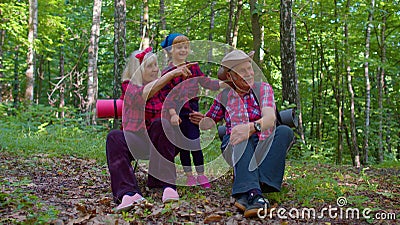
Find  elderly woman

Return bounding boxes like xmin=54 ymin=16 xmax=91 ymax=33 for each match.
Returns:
xmin=106 ymin=48 xmax=193 ymax=212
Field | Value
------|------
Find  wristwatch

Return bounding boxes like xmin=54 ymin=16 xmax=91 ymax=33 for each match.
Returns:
xmin=253 ymin=122 xmax=262 ymax=132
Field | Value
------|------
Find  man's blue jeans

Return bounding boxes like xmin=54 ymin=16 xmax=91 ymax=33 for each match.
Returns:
xmin=221 ymin=125 xmax=294 ymax=196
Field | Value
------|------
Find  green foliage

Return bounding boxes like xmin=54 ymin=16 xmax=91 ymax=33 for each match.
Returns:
xmin=1 ymin=0 xmax=400 ymax=165
xmin=276 ymin=162 xmax=347 ymax=207
xmin=0 ymin=104 xmax=108 ymax=164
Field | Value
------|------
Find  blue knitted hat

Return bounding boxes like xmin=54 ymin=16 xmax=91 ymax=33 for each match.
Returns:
xmin=160 ymin=33 xmax=184 ymax=51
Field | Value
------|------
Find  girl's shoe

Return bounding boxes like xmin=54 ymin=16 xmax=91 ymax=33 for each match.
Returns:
xmin=114 ymin=193 xmax=145 ymax=212
xmin=197 ymin=175 xmax=211 ymax=189
xmin=162 ymin=187 xmax=179 ymax=203
xmin=186 ymin=175 xmax=197 ymax=186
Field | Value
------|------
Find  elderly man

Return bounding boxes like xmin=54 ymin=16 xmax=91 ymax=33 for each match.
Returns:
xmin=189 ymin=50 xmax=294 ymax=218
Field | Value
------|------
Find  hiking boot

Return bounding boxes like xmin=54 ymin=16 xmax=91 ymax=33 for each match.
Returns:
xmin=114 ymin=193 xmax=145 ymax=212
xmin=244 ymin=193 xmax=269 ymax=218
xmin=197 ymin=175 xmax=211 ymax=189
xmin=186 ymin=175 xmax=196 ymax=186
xmin=233 ymin=193 xmax=248 ymax=211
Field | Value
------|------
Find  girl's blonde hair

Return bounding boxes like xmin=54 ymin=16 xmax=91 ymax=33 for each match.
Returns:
xmin=172 ymin=35 xmax=190 ymax=46
xmin=121 ymin=50 xmax=159 ymax=86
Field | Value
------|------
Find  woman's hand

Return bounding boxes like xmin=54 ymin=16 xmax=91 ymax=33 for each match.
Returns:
xmin=167 ymin=63 xmax=197 ymax=79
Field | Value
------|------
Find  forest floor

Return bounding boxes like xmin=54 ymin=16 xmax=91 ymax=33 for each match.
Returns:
xmin=0 ymin=151 xmax=399 ymax=225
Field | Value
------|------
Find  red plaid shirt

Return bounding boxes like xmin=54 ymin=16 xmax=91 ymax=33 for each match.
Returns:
xmin=161 ymin=62 xmax=220 ymax=114
xmin=119 ymin=80 xmax=130 ymax=100
xmin=205 ymin=82 xmax=275 ymax=140
xmin=122 ymin=83 xmax=163 ymax=132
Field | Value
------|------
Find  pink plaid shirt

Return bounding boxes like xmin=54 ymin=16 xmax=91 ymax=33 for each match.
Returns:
xmin=122 ymin=83 xmax=164 ymax=132
xmin=205 ymin=82 xmax=275 ymax=140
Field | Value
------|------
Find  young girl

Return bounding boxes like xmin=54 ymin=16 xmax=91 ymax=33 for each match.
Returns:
xmin=106 ymin=47 xmax=193 ymax=212
xmin=160 ymin=33 xmax=225 ymax=188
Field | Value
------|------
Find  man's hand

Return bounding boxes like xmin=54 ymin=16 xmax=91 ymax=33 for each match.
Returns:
xmin=230 ymin=123 xmax=252 ymax=145
xmin=189 ymin=111 xmax=204 ymax=125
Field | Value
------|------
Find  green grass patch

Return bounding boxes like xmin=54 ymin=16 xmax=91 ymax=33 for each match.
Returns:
xmin=0 ymin=104 xmax=108 ymax=164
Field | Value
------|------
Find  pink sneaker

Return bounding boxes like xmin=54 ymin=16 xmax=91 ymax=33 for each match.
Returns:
xmin=197 ymin=175 xmax=211 ymax=189
xmin=162 ymin=187 xmax=179 ymax=203
xmin=186 ymin=175 xmax=196 ymax=186
xmin=115 ymin=193 xmax=145 ymax=212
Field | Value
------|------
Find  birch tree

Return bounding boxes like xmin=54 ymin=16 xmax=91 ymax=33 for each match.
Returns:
xmin=377 ymin=8 xmax=386 ymax=163
xmin=280 ymin=0 xmax=304 ymax=142
xmin=0 ymin=28 xmax=4 ymax=103
xmin=113 ymin=0 xmax=126 ymax=128
xmin=232 ymin=0 xmax=243 ymax=48
xmin=25 ymin=0 xmax=38 ymax=105
xmin=346 ymin=0 xmax=360 ymax=167
xmin=87 ymin=0 xmax=102 ymax=123
xmin=113 ymin=0 xmax=126 ymax=99
xmin=226 ymin=0 xmax=236 ymax=46
xmin=363 ymin=0 xmax=374 ymax=164
xmin=159 ymin=0 xmax=166 ymax=31
xmin=250 ymin=0 xmax=261 ymax=66
xmin=142 ymin=0 xmax=150 ymax=49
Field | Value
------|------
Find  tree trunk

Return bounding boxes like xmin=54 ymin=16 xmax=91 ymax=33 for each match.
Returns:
xmin=13 ymin=46 xmax=20 ymax=109
xmin=113 ymin=0 xmax=126 ymax=128
xmin=87 ymin=0 xmax=102 ymax=123
xmin=346 ymin=0 xmax=360 ymax=168
xmin=316 ymin=60 xmax=323 ymax=145
xmin=0 ymin=28 xmax=5 ymax=102
xmin=363 ymin=0 xmax=374 ymax=165
xmin=159 ymin=0 xmax=168 ymax=66
xmin=113 ymin=0 xmax=126 ymax=97
xmin=142 ymin=0 xmax=149 ymax=49
xmin=59 ymin=38 xmax=65 ymax=118
xmin=280 ymin=0 xmax=304 ymax=143
xmin=226 ymin=0 xmax=236 ymax=45
xmin=302 ymin=19 xmax=314 ymax=147
xmin=35 ymin=55 xmax=44 ymax=104
xmin=232 ymin=0 xmax=242 ymax=48
xmin=25 ymin=0 xmax=38 ymax=105
xmin=347 ymin=67 xmax=359 ymax=167
xmin=250 ymin=0 xmax=261 ymax=66
xmin=334 ymin=0 xmax=343 ymax=164
xmin=159 ymin=0 xmax=166 ymax=31
xmin=280 ymin=0 xmax=296 ymax=104
xmin=209 ymin=1 xmax=215 ymax=42
xmin=377 ymin=10 xmax=386 ymax=163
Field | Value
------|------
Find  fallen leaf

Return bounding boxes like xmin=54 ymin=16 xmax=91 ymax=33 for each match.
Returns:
xmin=204 ymin=214 xmax=222 ymax=223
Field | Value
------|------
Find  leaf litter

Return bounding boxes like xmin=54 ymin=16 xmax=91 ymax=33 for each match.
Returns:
xmin=0 ymin=152 xmax=399 ymax=224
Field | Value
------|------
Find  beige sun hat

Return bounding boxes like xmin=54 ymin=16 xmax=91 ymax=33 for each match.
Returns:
xmin=217 ymin=50 xmax=255 ymax=81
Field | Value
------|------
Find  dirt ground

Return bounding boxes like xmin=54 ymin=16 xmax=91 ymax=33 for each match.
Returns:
xmin=0 ymin=152 xmax=399 ymax=224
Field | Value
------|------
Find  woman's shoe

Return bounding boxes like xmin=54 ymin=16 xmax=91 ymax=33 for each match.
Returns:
xmin=114 ymin=193 xmax=145 ymax=212
xmin=162 ymin=187 xmax=179 ymax=203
